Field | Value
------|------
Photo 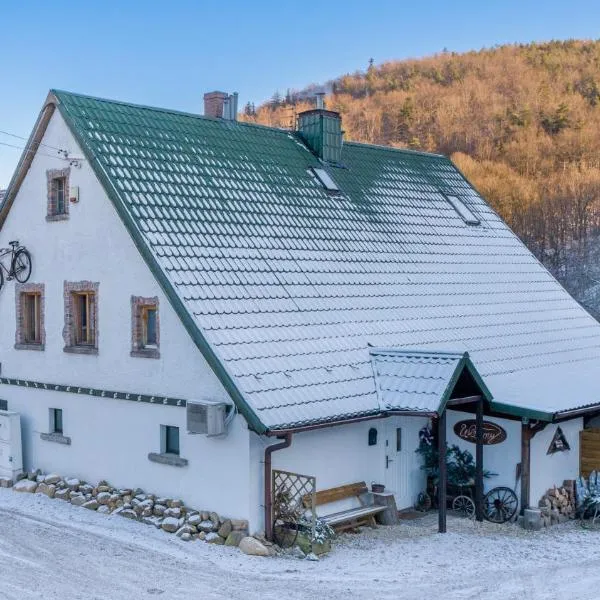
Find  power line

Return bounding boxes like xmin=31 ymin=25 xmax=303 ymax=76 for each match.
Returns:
xmin=0 ymin=140 xmax=71 ymax=161
xmin=0 ymin=128 xmax=65 ymax=153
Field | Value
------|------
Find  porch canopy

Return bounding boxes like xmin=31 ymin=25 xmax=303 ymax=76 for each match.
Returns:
xmin=370 ymin=349 xmax=493 ymax=531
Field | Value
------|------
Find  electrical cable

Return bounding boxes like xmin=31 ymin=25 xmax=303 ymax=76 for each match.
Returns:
xmin=0 ymin=128 xmax=66 ymax=153
xmin=0 ymin=140 xmax=68 ymax=161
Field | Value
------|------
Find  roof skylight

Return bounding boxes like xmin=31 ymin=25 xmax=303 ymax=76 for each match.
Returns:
xmin=311 ymin=168 xmax=339 ymax=192
xmin=444 ymin=194 xmax=480 ymax=225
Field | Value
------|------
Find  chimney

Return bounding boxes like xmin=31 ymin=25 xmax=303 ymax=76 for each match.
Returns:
xmin=297 ymin=94 xmax=342 ymax=164
xmin=204 ymin=91 xmax=228 ymax=118
xmin=203 ymin=91 xmax=239 ymax=120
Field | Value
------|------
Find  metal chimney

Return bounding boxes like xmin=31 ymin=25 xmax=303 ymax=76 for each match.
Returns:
xmin=315 ymin=92 xmax=326 ymax=110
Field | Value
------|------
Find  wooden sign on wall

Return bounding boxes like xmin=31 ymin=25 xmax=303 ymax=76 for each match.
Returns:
xmin=453 ymin=419 xmax=507 ymax=445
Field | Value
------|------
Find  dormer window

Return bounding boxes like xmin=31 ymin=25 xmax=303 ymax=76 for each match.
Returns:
xmin=310 ymin=167 xmax=340 ymax=192
xmin=46 ymin=168 xmax=70 ymax=221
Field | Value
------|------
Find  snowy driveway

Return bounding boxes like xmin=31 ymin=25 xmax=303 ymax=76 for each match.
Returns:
xmin=1 ymin=489 xmax=600 ymax=600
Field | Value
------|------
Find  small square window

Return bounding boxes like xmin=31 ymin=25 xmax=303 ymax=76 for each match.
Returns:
xmin=162 ymin=425 xmax=180 ymax=456
xmin=50 ymin=408 xmax=63 ymax=435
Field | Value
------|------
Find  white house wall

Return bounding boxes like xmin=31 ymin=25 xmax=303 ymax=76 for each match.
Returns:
xmin=249 ymin=416 xmax=428 ymax=532
xmin=0 ymin=110 xmax=252 ymax=520
xmin=530 ymin=419 xmax=582 ymax=505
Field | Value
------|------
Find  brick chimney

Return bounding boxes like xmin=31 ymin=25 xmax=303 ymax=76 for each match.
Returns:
xmin=204 ymin=91 xmax=228 ymax=118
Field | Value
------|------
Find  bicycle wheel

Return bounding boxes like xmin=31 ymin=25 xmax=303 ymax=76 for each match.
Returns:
xmin=452 ymin=495 xmax=476 ymax=519
xmin=12 ymin=249 xmax=32 ymax=283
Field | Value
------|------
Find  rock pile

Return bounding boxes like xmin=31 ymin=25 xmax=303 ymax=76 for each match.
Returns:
xmin=538 ymin=480 xmax=576 ymax=527
xmin=11 ymin=470 xmax=249 ymax=546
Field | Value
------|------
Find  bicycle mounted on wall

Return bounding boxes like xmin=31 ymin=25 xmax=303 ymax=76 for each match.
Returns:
xmin=0 ymin=241 xmax=32 ymax=290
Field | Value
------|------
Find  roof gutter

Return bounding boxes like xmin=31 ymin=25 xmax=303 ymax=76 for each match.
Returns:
xmin=264 ymin=432 xmax=292 ymax=541
xmin=553 ymin=404 xmax=600 ymax=421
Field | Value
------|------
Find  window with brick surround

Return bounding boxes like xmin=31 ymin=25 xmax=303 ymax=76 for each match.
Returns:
xmin=64 ymin=281 xmax=99 ymax=354
xmin=46 ymin=168 xmax=70 ymax=220
xmin=131 ymin=296 xmax=160 ymax=358
xmin=15 ymin=283 xmax=45 ymax=350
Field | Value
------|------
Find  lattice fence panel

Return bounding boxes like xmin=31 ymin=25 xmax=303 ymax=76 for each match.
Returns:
xmin=272 ymin=469 xmax=316 ymax=542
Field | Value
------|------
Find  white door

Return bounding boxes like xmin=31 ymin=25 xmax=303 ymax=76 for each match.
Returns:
xmin=383 ymin=416 xmax=428 ymax=509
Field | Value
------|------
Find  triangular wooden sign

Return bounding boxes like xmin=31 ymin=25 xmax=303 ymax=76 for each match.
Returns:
xmin=547 ymin=426 xmax=570 ymax=455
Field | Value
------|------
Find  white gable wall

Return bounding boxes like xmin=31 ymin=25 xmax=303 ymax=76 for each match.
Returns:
xmin=0 ymin=110 xmax=252 ymax=520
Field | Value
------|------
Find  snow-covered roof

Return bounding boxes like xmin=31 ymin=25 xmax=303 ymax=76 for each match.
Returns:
xmin=4 ymin=89 xmax=600 ymax=432
xmin=370 ymin=350 xmax=491 ymax=414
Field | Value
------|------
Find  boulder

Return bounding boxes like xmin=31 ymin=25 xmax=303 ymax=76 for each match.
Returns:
xmin=142 ymin=516 xmax=163 ymax=528
xmin=97 ymin=492 xmax=111 ymax=505
xmin=153 ymin=504 xmax=167 ymax=517
xmin=161 ymin=517 xmax=180 ymax=533
xmin=218 ymin=520 xmax=232 ymax=538
xmin=118 ymin=509 xmax=138 ymax=520
xmin=79 ymin=484 xmax=94 ymax=495
xmin=197 ymin=520 xmax=216 ymax=533
xmin=35 ymin=474 xmax=46 ymax=483
xmin=305 ymin=552 xmax=319 ymax=561
xmin=209 ymin=512 xmax=220 ymax=526
xmin=97 ymin=505 xmax=111 ymax=515
xmin=65 ymin=478 xmax=80 ymax=490
xmin=175 ymin=525 xmax=194 ymax=538
xmin=164 ymin=507 xmax=181 ymax=518
xmin=36 ymin=482 xmax=56 ymax=498
xmin=0 ymin=477 xmax=13 ymax=488
xmin=168 ymin=499 xmax=183 ymax=508
xmin=230 ymin=519 xmax=249 ymax=533
xmin=27 ymin=469 xmax=41 ymax=481
xmin=82 ymin=499 xmax=99 ymax=511
xmin=97 ymin=485 xmax=111 ymax=493
xmin=239 ymin=537 xmax=270 ymax=557
xmin=187 ymin=514 xmax=202 ymax=527
xmin=70 ymin=495 xmax=87 ymax=507
xmin=205 ymin=532 xmax=224 ymax=545
xmin=181 ymin=533 xmax=192 ymax=542
xmin=224 ymin=531 xmax=245 ymax=547
xmin=14 ymin=479 xmax=38 ymax=493
xmin=44 ymin=473 xmax=61 ymax=485
xmin=156 ymin=497 xmax=170 ymax=506
xmin=142 ymin=507 xmax=153 ymax=518
xmin=55 ymin=488 xmax=71 ymax=501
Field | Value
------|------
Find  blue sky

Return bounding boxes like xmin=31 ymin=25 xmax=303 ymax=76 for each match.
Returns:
xmin=1 ymin=0 xmax=600 ymax=186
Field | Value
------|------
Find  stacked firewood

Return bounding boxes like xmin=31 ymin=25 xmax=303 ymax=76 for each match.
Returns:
xmin=538 ymin=480 xmax=576 ymax=527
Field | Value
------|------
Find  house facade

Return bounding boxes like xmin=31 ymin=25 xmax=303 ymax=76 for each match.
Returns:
xmin=0 ymin=90 xmax=598 ymax=533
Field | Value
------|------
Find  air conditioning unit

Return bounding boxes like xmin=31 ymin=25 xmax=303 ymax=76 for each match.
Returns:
xmin=0 ymin=410 xmax=23 ymax=480
xmin=186 ymin=400 xmax=228 ymax=436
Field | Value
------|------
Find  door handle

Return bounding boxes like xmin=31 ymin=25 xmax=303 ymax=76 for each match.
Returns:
xmin=386 ymin=455 xmax=394 ymax=468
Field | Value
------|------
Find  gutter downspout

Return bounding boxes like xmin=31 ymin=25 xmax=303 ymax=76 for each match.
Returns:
xmin=264 ymin=433 xmax=292 ymax=541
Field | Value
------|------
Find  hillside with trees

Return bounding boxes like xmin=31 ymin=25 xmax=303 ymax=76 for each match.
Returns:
xmin=242 ymin=40 xmax=600 ymax=319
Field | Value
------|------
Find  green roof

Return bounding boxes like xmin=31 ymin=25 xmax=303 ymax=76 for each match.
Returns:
xmin=6 ymin=89 xmax=600 ymax=430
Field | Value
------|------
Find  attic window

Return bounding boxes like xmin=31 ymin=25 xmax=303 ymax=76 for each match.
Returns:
xmin=444 ymin=194 xmax=480 ymax=225
xmin=311 ymin=168 xmax=339 ymax=192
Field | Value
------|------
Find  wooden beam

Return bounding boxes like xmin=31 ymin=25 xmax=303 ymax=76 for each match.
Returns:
xmin=520 ymin=423 xmax=531 ymax=514
xmin=438 ymin=410 xmax=447 ymax=533
xmin=475 ymin=398 xmax=484 ymax=521
xmin=446 ymin=395 xmax=482 ymax=407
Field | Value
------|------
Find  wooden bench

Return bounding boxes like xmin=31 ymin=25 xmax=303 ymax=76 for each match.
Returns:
xmin=303 ymin=481 xmax=387 ymax=532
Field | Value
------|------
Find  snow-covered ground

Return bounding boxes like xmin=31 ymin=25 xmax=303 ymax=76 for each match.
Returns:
xmin=2 ymin=488 xmax=600 ymax=599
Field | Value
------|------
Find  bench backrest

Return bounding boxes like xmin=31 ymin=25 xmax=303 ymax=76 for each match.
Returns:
xmin=303 ymin=481 xmax=368 ymax=508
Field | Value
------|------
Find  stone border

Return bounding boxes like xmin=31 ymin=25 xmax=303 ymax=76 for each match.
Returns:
xmin=131 ymin=296 xmax=160 ymax=359
xmin=40 ymin=432 xmax=71 ymax=445
xmin=0 ymin=377 xmax=187 ymax=408
xmin=14 ymin=283 xmax=46 ymax=351
xmin=148 ymin=452 xmax=188 ymax=467
xmin=63 ymin=281 xmax=99 ymax=354
xmin=46 ymin=168 xmax=70 ymax=220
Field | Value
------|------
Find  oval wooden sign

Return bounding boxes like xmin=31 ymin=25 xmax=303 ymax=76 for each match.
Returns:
xmin=453 ymin=420 xmax=507 ymax=445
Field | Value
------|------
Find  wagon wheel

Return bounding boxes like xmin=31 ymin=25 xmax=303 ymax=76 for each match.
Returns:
xmin=483 ymin=487 xmax=518 ymax=523
xmin=272 ymin=511 xmax=300 ymax=548
xmin=452 ymin=495 xmax=476 ymax=519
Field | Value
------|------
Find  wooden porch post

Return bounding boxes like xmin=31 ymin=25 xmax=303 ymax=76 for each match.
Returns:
xmin=520 ymin=421 xmax=531 ymax=514
xmin=438 ymin=409 xmax=447 ymax=533
xmin=475 ymin=398 xmax=484 ymax=521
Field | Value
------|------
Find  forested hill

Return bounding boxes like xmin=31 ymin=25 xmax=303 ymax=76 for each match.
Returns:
xmin=242 ymin=40 xmax=600 ymax=319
